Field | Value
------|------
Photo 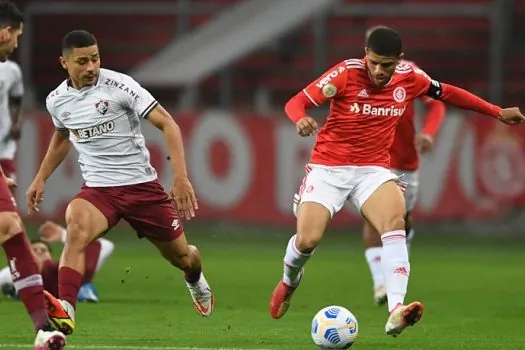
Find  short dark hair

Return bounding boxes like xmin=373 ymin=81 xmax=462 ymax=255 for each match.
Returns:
xmin=366 ymin=27 xmax=403 ymax=57
xmin=0 ymin=1 xmax=24 ymax=29
xmin=62 ymin=30 xmax=97 ymax=53
xmin=30 ymin=239 xmax=52 ymax=253
xmin=365 ymin=25 xmax=388 ymax=41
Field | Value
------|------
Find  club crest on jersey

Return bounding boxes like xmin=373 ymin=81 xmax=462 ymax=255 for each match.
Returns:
xmin=393 ymin=87 xmax=406 ymax=103
xmin=95 ymin=100 xmax=109 ymax=115
xmin=322 ymin=83 xmax=337 ymax=98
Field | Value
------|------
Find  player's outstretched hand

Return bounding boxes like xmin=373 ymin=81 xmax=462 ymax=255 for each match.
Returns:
xmin=296 ymin=116 xmax=318 ymax=137
xmin=26 ymin=177 xmax=45 ymax=214
xmin=498 ymin=107 xmax=525 ymax=125
xmin=416 ymin=133 xmax=433 ymax=154
xmin=170 ymin=176 xmax=198 ymax=220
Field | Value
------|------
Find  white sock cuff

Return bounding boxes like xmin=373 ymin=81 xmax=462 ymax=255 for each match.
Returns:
xmin=13 ymin=274 xmax=43 ymax=292
xmin=381 ymin=230 xmax=406 ymax=245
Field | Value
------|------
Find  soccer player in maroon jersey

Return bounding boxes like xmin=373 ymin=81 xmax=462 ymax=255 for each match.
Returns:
xmin=270 ymin=27 xmax=523 ymax=336
xmin=0 ymin=221 xmax=114 ymax=302
xmin=0 ymin=2 xmax=67 ymax=348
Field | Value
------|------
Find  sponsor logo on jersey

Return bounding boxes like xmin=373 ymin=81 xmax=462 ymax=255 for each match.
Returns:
xmin=104 ymin=78 xmax=140 ymax=101
xmin=349 ymin=103 xmax=406 ymax=117
xmin=315 ymin=66 xmax=345 ymax=88
xmin=71 ymin=120 xmax=115 ymax=139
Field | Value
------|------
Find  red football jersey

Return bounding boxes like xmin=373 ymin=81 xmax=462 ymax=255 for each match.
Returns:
xmin=389 ymin=60 xmax=445 ymax=171
xmin=301 ymin=58 xmax=433 ymax=167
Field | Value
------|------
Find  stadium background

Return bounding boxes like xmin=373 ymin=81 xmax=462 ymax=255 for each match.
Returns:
xmin=1 ymin=1 xmax=525 ymax=349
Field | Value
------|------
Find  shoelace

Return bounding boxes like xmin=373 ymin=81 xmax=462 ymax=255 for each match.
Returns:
xmin=189 ymin=284 xmax=210 ymax=300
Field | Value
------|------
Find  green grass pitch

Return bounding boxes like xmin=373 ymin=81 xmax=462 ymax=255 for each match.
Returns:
xmin=1 ymin=223 xmax=524 ymax=349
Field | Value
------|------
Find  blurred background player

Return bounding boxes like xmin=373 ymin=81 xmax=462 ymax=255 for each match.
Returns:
xmin=26 ymin=30 xmax=214 ymax=336
xmin=0 ymin=221 xmax=114 ymax=302
xmin=271 ymin=26 xmax=524 ymax=337
xmin=0 ymin=1 xmax=67 ymax=349
xmin=0 ymin=50 xmax=22 ymax=180
xmin=361 ymin=26 xmax=446 ymax=306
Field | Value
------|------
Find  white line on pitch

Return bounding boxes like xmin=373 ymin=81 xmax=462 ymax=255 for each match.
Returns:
xmin=0 ymin=345 xmax=274 ymax=350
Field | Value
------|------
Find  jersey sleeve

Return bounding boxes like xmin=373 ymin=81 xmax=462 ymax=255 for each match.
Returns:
xmin=411 ymin=67 xmax=500 ymax=118
xmin=46 ymin=97 xmax=67 ymax=131
xmin=302 ymin=61 xmax=349 ymax=106
xmin=9 ymin=63 xmax=24 ymax=97
xmin=411 ymin=67 xmax=442 ymax=99
xmin=119 ymin=75 xmax=159 ymax=118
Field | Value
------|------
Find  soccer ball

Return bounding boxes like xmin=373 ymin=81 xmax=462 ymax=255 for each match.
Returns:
xmin=311 ymin=305 xmax=358 ymax=349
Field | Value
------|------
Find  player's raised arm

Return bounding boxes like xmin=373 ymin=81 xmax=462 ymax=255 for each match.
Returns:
xmin=412 ymin=68 xmax=524 ymax=125
xmin=285 ymin=61 xmax=349 ymax=136
xmin=26 ymin=100 xmax=71 ymax=214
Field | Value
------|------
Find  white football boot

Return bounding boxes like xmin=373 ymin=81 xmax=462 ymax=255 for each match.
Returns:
xmin=185 ymin=273 xmax=215 ymax=317
xmin=34 ymin=329 xmax=66 ymax=349
xmin=385 ymin=301 xmax=424 ymax=337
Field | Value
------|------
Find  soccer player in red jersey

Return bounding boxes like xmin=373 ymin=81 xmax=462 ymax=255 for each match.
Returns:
xmin=362 ymin=26 xmax=446 ymax=305
xmin=270 ymin=27 xmax=523 ymax=336
xmin=0 ymin=2 xmax=67 ymax=348
xmin=292 ymin=26 xmax=446 ymax=306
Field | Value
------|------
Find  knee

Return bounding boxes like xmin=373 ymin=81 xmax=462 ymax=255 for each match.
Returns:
xmin=379 ymin=214 xmax=406 ymax=234
xmin=0 ymin=212 xmax=23 ymax=243
xmin=295 ymin=233 xmax=320 ymax=253
xmin=65 ymin=220 xmax=92 ymax=249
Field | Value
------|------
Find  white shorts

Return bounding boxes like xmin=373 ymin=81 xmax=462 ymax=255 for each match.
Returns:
xmin=391 ymin=169 xmax=418 ymax=212
xmin=293 ymin=164 xmax=398 ymax=218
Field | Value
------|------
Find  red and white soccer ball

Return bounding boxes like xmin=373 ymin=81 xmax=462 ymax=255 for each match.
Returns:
xmin=311 ymin=305 xmax=359 ymax=349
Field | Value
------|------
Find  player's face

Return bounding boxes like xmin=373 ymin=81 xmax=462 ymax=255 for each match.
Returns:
xmin=365 ymin=49 xmax=401 ymax=87
xmin=31 ymin=242 xmax=52 ymax=265
xmin=60 ymin=45 xmax=101 ymax=88
xmin=0 ymin=24 xmax=23 ymax=62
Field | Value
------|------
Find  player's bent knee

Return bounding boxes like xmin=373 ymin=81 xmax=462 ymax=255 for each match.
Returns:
xmin=0 ymin=212 xmax=23 ymax=244
xmin=378 ymin=214 xmax=405 ymax=235
xmin=295 ymin=234 xmax=321 ymax=253
xmin=65 ymin=222 xmax=93 ymax=249
xmin=295 ymin=202 xmax=330 ymax=252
